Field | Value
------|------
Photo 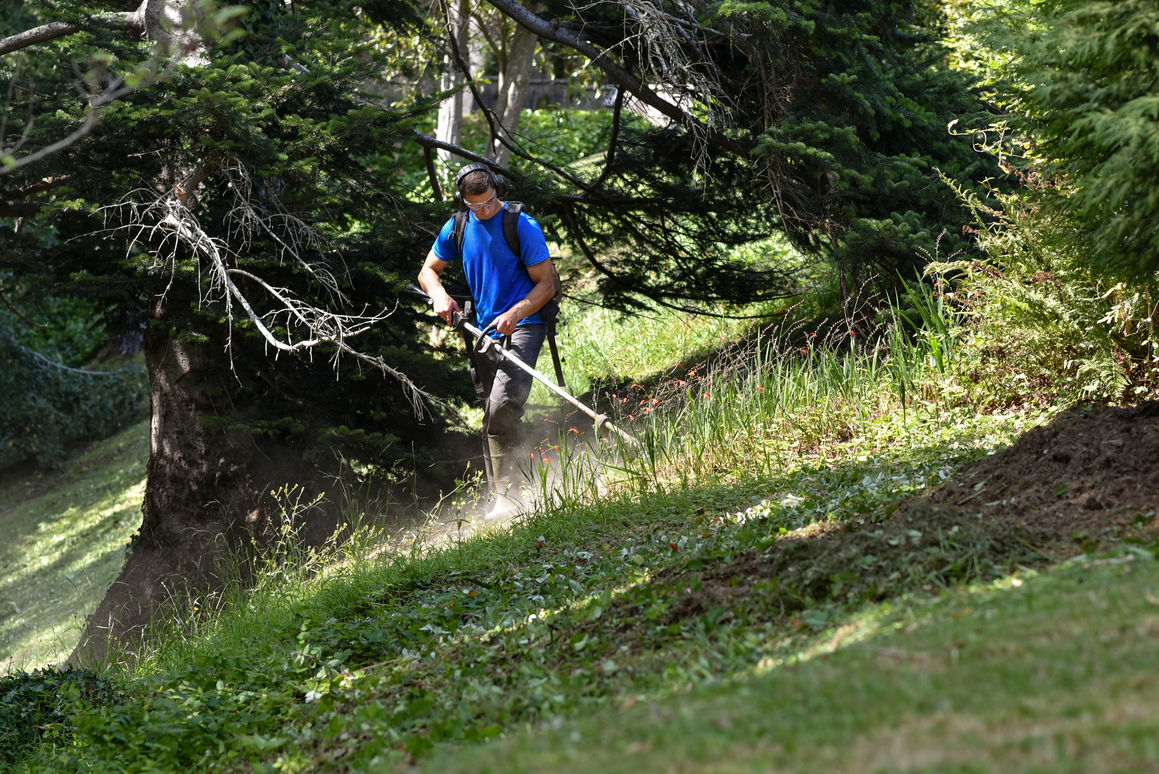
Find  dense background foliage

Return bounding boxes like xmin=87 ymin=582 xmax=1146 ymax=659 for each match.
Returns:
xmin=1 ymin=0 xmax=472 ymax=478
xmin=0 ymin=273 xmax=145 ymax=468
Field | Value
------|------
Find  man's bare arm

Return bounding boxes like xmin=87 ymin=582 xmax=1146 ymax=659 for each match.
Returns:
xmin=418 ymin=250 xmax=460 ymax=325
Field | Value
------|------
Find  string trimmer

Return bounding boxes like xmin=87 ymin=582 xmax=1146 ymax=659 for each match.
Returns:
xmin=407 ymin=283 xmax=636 ymax=445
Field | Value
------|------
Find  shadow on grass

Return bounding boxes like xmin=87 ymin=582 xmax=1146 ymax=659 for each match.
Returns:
xmin=549 ymin=402 xmax=1159 ymax=672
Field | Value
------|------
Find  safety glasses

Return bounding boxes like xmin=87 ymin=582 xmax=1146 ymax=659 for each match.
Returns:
xmin=464 ymin=190 xmax=497 ymax=210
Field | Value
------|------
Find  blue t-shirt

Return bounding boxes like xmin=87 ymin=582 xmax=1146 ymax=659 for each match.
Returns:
xmin=432 ymin=203 xmax=551 ymax=331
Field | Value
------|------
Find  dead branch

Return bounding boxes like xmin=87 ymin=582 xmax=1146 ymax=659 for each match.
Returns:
xmin=0 ymin=287 xmax=48 ymax=329
xmin=484 ymin=0 xmax=750 ymax=158
xmin=221 ymin=163 xmax=348 ymax=306
xmin=0 ymin=12 xmax=144 ymax=57
xmin=101 ymin=184 xmax=434 ymax=415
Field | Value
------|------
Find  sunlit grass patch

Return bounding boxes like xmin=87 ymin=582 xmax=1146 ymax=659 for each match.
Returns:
xmin=418 ymin=554 xmax=1159 ymax=774
xmin=0 ymin=421 xmax=147 ymax=670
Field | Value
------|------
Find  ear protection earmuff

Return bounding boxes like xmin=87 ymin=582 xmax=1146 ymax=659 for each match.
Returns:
xmin=453 ymin=162 xmax=507 ymax=210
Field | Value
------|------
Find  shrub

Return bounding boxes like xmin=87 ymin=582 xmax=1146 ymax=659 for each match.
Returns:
xmin=0 ymin=331 xmax=146 ymax=470
xmin=926 ymin=181 xmax=1159 ymax=409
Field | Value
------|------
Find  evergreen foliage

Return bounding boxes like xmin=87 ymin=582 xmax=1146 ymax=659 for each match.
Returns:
xmin=733 ymin=0 xmax=990 ymax=275
xmin=518 ymin=0 xmax=994 ymax=309
xmin=542 ymin=127 xmax=803 ymax=311
xmin=985 ymin=0 xmax=1159 ymax=277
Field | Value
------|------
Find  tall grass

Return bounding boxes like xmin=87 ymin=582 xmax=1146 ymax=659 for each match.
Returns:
xmin=522 ymin=282 xmax=963 ymax=506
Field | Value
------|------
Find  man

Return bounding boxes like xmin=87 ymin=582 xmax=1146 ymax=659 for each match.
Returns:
xmin=418 ymin=163 xmax=557 ymax=519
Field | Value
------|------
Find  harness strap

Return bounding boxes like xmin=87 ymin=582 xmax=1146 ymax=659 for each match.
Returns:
xmin=546 ymin=322 xmax=566 ymax=388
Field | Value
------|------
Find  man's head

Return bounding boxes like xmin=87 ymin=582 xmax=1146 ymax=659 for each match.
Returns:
xmin=455 ymin=163 xmax=504 ymax=217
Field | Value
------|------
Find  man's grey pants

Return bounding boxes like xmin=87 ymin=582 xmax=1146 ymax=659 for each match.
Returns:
xmin=471 ymin=324 xmax=546 ymax=483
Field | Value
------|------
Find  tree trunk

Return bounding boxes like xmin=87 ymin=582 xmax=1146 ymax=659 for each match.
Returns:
xmin=71 ymin=290 xmax=326 ymax=665
xmin=490 ymin=22 xmax=538 ymax=166
xmin=436 ymin=0 xmax=473 ymax=165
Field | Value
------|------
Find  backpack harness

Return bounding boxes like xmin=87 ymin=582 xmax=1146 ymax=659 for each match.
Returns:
xmin=452 ymin=202 xmax=566 ymax=388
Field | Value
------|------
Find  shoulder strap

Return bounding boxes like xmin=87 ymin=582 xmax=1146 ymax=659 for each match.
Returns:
xmin=547 ymin=326 xmax=566 ymax=388
xmin=452 ymin=210 xmax=468 ymax=255
xmin=503 ymin=202 xmax=523 ymax=258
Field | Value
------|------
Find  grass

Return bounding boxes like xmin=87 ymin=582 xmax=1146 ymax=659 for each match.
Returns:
xmin=0 ymin=420 xmax=147 ymax=670
xmin=552 ymin=302 xmax=758 ymax=396
xmin=15 ymin=408 xmax=1151 ymax=773
xmin=5 ymin=279 xmax=1156 ymax=772
xmin=421 ymin=554 xmax=1159 ymax=773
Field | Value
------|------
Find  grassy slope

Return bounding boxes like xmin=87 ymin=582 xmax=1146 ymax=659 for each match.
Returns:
xmin=0 ymin=420 xmax=146 ymax=670
xmin=8 ymin=303 xmax=1159 ymax=772
xmin=24 ymin=417 xmax=1153 ymax=773
xmin=426 ymin=555 xmax=1159 ymax=774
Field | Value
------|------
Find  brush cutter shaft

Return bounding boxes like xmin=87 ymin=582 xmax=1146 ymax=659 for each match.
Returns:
xmin=408 ymin=284 xmax=635 ymax=445
xmin=467 ymin=316 xmax=627 ymax=441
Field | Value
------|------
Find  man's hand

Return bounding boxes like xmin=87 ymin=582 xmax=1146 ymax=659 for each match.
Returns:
xmin=492 ymin=258 xmax=556 ymax=335
xmin=433 ymin=292 xmax=461 ymax=326
xmin=493 ymin=308 xmax=519 ymax=336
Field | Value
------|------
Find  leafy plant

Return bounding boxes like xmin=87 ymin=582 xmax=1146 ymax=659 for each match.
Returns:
xmin=924 ymin=180 xmax=1159 ymax=408
xmin=989 ymin=0 xmax=1159 ymax=277
xmin=0 ymin=669 xmax=120 ymax=767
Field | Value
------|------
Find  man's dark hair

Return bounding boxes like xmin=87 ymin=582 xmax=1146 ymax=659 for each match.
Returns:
xmin=459 ymin=169 xmax=496 ymax=196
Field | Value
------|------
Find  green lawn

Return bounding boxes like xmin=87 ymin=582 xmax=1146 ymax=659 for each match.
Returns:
xmin=0 ymin=420 xmax=146 ymax=670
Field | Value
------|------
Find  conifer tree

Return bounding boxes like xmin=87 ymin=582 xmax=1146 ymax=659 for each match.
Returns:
xmin=479 ymin=0 xmax=991 ymax=305
xmin=2 ymin=0 xmax=460 ymax=659
xmin=982 ymin=0 xmax=1159 ymax=277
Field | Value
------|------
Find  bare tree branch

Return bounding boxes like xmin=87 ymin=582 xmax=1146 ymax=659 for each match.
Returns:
xmin=410 ymin=130 xmax=515 ymax=178
xmin=0 ymin=287 xmax=48 ymax=329
xmin=483 ymin=0 xmax=750 ymax=156
xmin=0 ymin=12 xmax=144 ymax=57
xmin=102 ymin=179 xmax=436 ymax=416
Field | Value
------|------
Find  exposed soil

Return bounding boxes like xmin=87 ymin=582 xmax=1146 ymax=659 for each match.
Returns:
xmin=921 ymin=401 xmax=1159 ymax=537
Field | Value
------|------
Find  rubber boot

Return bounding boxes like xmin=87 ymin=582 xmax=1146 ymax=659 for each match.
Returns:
xmin=484 ymin=433 xmax=522 ymax=520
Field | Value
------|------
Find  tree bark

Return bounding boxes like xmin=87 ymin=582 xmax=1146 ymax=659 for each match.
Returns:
xmin=71 ymin=285 xmax=339 ymax=664
xmin=436 ymin=0 xmax=473 ymax=165
xmin=71 ymin=293 xmax=245 ymax=663
xmin=490 ymin=21 xmax=538 ymax=166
